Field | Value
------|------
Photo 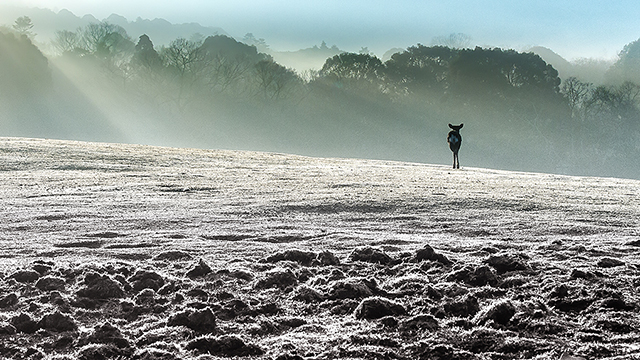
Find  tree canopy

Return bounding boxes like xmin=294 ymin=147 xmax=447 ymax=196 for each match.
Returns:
xmin=449 ymin=47 xmax=561 ymax=98
xmin=12 ymin=16 xmax=34 ymax=38
xmin=608 ymin=39 xmax=640 ymax=85
xmin=384 ymin=45 xmax=456 ymax=96
xmin=0 ymin=30 xmax=50 ymax=95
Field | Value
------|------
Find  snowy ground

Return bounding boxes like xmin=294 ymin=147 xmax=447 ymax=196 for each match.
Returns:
xmin=1 ymin=137 xmax=639 ymax=359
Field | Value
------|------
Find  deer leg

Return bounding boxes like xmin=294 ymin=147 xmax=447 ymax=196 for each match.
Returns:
xmin=456 ymin=153 xmax=460 ymax=169
xmin=452 ymin=152 xmax=456 ymax=169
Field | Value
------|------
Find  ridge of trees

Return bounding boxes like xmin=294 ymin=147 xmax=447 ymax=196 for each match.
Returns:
xmin=2 ymin=19 xmax=640 ymax=178
xmin=22 ymin=19 xmax=640 ymax=115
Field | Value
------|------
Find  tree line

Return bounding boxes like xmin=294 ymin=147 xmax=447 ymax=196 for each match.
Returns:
xmin=48 ymin=24 xmax=568 ymax=110
xmin=2 ymin=18 xmax=640 ymax=178
xmin=44 ymin=22 xmax=640 ymax=125
xmin=50 ymin=23 xmax=301 ymax=107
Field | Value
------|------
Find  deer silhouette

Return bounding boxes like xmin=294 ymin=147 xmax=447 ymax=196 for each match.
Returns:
xmin=447 ymin=123 xmax=463 ymax=169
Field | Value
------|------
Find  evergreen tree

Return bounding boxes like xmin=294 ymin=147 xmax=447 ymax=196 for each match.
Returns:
xmin=13 ymin=16 xmax=35 ymax=38
xmin=133 ymin=34 xmax=162 ymax=69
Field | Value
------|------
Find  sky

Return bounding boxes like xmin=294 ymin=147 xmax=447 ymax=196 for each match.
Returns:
xmin=4 ymin=0 xmax=640 ymax=60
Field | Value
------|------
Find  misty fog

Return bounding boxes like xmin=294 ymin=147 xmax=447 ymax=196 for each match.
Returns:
xmin=1 ymin=12 xmax=640 ymax=179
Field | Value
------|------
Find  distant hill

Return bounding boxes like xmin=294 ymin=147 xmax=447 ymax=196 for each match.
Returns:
xmin=103 ymin=14 xmax=228 ymax=47
xmin=529 ymin=46 xmax=612 ymax=84
xmin=270 ymin=41 xmax=344 ymax=72
xmin=528 ymin=46 xmax=573 ymax=78
xmin=0 ymin=5 xmax=227 ymax=52
xmin=268 ymin=44 xmax=406 ymax=72
xmin=382 ymin=48 xmax=406 ymax=62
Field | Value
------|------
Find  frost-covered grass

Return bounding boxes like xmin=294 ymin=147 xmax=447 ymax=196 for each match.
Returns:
xmin=0 ymin=137 xmax=639 ymax=359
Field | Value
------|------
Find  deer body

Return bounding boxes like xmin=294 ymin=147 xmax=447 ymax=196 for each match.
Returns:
xmin=447 ymin=123 xmax=463 ymax=169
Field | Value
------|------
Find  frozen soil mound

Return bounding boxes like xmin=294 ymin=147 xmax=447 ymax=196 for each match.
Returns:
xmin=1 ymin=138 xmax=640 ymax=359
xmin=1 ymin=242 xmax=639 ymax=359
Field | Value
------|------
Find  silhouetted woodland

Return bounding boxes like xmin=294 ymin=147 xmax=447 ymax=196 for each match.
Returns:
xmin=2 ymin=20 xmax=640 ymax=179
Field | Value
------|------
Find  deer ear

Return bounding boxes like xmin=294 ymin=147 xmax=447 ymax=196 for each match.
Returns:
xmin=448 ymin=124 xmax=454 ymax=129
xmin=459 ymin=123 xmax=464 ymax=128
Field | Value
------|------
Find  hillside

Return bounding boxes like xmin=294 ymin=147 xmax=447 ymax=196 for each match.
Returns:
xmin=269 ymin=42 xmax=344 ymax=72
xmin=0 ymin=137 xmax=639 ymax=359
xmin=0 ymin=5 xmax=227 ymax=50
xmin=528 ymin=46 xmax=613 ymax=84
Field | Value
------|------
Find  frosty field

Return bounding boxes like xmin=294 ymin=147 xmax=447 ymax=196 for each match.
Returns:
xmin=1 ymin=137 xmax=639 ymax=359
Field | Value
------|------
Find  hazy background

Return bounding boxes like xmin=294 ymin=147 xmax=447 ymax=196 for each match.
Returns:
xmin=1 ymin=1 xmax=640 ymax=180
xmin=4 ymin=0 xmax=640 ymax=60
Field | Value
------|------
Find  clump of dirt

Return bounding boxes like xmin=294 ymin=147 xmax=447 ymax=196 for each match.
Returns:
xmin=11 ymin=269 xmax=41 ymax=283
xmin=474 ymin=299 xmax=516 ymax=325
xmin=263 ymin=249 xmax=318 ymax=266
xmin=292 ymin=285 xmax=324 ymax=303
xmin=317 ymin=250 xmax=340 ymax=266
xmin=354 ymin=297 xmax=406 ymax=319
xmin=35 ymin=276 xmax=66 ymax=291
xmin=185 ymin=259 xmax=212 ymax=278
xmin=39 ymin=311 xmax=78 ymax=332
xmin=129 ymin=270 xmax=165 ymax=292
xmin=83 ymin=322 xmax=130 ymax=349
xmin=76 ymin=272 xmax=125 ymax=299
xmin=349 ymin=246 xmax=394 ymax=264
xmin=327 ymin=277 xmax=377 ymax=299
xmin=439 ymin=293 xmax=480 ymax=318
xmin=255 ymin=268 xmax=298 ymax=290
xmin=78 ymin=343 xmax=132 ymax=360
xmin=597 ymin=257 xmax=625 ymax=268
xmin=447 ymin=265 xmax=499 ymax=286
xmin=485 ymin=253 xmax=531 ymax=274
xmin=10 ymin=313 xmax=39 ymax=333
xmin=0 ymin=293 xmax=19 ymax=308
xmin=167 ymin=307 xmax=217 ymax=333
xmin=415 ymin=244 xmax=453 ymax=265
xmin=399 ymin=314 xmax=440 ymax=333
xmin=186 ymin=335 xmax=264 ymax=357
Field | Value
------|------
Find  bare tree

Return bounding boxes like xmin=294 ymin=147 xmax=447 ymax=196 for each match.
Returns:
xmin=80 ymin=23 xmax=132 ymax=57
xmin=561 ymin=77 xmax=592 ymax=120
xmin=51 ymin=30 xmax=80 ymax=55
xmin=67 ymin=22 xmax=136 ymax=85
xmin=254 ymin=60 xmax=300 ymax=100
xmin=206 ymin=52 xmax=251 ymax=93
xmin=162 ymin=38 xmax=205 ymax=79
xmin=586 ymin=82 xmax=640 ymax=120
xmin=159 ymin=37 xmax=207 ymax=110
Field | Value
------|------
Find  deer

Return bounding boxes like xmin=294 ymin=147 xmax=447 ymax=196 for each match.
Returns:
xmin=447 ymin=123 xmax=463 ymax=169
